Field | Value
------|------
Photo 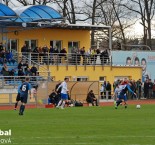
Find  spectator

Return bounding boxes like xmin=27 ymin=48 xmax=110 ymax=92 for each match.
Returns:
xmin=100 ymin=84 xmax=105 ymax=99
xmin=30 ymin=64 xmax=38 ymax=75
xmin=53 ymin=47 xmax=59 ymax=64
xmin=59 ymin=48 xmax=67 ymax=63
xmin=23 ymin=61 xmax=29 ymax=73
xmin=148 ymin=79 xmax=153 ymax=98
xmin=103 ymin=81 xmax=107 ymax=98
xmin=130 ymin=80 xmax=137 ymax=99
xmin=80 ymin=47 xmax=86 ymax=65
xmin=86 ymin=90 xmax=98 ymax=106
xmin=106 ymin=81 xmax=111 ymax=99
xmin=55 ymin=80 xmax=62 ymax=105
xmin=1 ymin=63 xmax=9 ymax=76
xmin=9 ymin=69 xmax=15 ymax=76
xmin=136 ymin=79 xmax=142 ymax=99
xmin=49 ymin=46 xmax=54 ymax=64
xmin=18 ymin=60 xmax=24 ymax=70
xmin=25 ymin=68 xmax=32 ymax=76
xmin=48 ymin=89 xmax=57 ymax=105
xmin=21 ymin=44 xmax=28 ymax=57
xmin=42 ymin=45 xmax=49 ymax=65
xmin=76 ymin=50 xmax=81 ymax=65
xmin=85 ymin=48 xmax=91 ymax=65
xmin=38 ymin=47 xmax=43 ymax=64
xmin=18 ymin=68 xmax=24 ymax=76
xmin=144 ymin=79 xmax=149 ymax=99
xmin=5 ymin=50 xmax=15 ymax=64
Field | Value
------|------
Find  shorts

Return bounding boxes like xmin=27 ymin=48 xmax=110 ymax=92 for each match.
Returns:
xmin=16 ymin=93 xmax=21 ymax=101
xmin=118 ymin=94 xmax=127 ymax=101
xmin=20 ymin=94 xmax=28 ymax=104
xmin=61 ymin=93 xmax=68 ymax=100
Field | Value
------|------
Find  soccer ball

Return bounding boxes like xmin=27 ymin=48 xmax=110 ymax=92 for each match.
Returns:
xmin=136 ymin=104 xmax=141 ymax=109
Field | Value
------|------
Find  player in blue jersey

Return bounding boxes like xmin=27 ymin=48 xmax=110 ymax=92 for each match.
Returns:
xmin=115 ymin=82 xmax=136 ymax=109
xmin=19 ymin=77 xmax=31 ymax=115
xmin=14 ymin=80 xmax=24 ymax=110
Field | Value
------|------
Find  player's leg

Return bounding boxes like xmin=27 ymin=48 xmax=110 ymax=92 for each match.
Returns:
xmin=60 ymin=94 xmax=68 ymax=109
xmin=115 ymin=96 xmax=123 ymax=109
xmin=124 ymin=95 xmax=128 ymax=109
xmin=19 ymin=95 xmax=27 ymax=115
xmin=56 ymin=99 xmax=63 ymax=108
xmin=14 ymin=93 xmax=20 ymax=110
xmin=19 ymin=103 xmax=26 ymax=115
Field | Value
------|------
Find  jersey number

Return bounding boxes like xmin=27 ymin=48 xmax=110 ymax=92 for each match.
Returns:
xmin=22 ymin=85 xmax=27 ymax=91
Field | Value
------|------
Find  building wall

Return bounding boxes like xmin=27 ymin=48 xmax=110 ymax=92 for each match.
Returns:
xmin=7 ymin=27 xmax=90 ymax=52
xmin=48 ymin=65 xmax=142 ymax=84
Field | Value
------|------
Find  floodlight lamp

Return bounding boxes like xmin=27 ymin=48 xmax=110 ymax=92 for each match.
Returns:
xmin=22 ymin=23 xmax=27 ymax=27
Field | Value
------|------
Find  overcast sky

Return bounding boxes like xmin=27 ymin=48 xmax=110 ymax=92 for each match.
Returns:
xmin=1 ymin=0 xmax=155 ymax=38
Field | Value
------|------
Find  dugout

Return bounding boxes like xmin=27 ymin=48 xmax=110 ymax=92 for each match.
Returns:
xmin=36 ymin=81 xmax=99 ymax=106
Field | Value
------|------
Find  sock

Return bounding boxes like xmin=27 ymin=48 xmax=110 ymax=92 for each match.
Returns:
xmin=22 ymin=105 xmax=25 ymax=113
xmin=19 ymin=105 xmax=23 ymax=113
xmin=57 ymin=100 xmax=62 ymax=107
xmin=15 ymin=102 xmax=18 ymax=108
xmin=61 ymin=101 xmax=65 ymax=108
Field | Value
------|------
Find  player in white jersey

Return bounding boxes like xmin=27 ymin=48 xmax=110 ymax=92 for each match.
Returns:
xmin=56 ymin=78 xmax=69 ymax=109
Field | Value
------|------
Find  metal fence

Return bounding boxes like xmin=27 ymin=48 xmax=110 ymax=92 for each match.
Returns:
xmin=13 ymin=52 xmax=112 ymax=66
xmin=0 ymin=76 xmax=48 ymax=105
xmin=0 ymin=79 xmax=100 ymax=106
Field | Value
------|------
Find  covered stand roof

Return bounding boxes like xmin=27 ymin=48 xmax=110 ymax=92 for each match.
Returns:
xmin=0 ymin=3 xmax=17 ymax=19
xmin=12 ymin=5 xmax=63 ymax=23
xmin=0 ymin=4 xmax=63 ymax=27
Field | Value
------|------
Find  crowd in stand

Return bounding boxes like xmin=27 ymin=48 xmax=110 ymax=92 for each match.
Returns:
xmin=21 ymin=44 xmax=110 ymax=65
xmin=0 ymin=42 xmax=15 ymax=65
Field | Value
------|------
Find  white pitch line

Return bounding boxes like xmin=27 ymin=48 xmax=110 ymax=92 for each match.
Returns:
xmin=11 ymin=135 xmax=155 ymax=139
xmin=12 ymin=143 xmax=101 ymax=145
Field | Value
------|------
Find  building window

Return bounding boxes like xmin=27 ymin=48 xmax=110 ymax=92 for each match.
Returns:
xmin=114 ymin=76 xmax=129 ymax=81
xmin=68 ymin=41 xmax=79 ymax=53
xmin=25 ymin=40 xmax=37 ymax=50
xmin=77 ymin=77 xmax=88 ymax=81
xmin=50 ymin=40 xmax=62 ymax=52
xmin=99 ymin=76 xmax=105 ymax=81
xmin=8 ymin=39 xmax=18 ymax=51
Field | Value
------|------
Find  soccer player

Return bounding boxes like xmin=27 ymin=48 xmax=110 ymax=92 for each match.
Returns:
xmin=115 ymin=81 xmax=136 ymax=109
xmin=19 ymin=77 xmax=31 ymax=115
xmin=113 ymin=83 xmax=121 ymax=103
xmin=56 ymin=78 xmax=69 ymax=109
xmin=14 ymin=80 xmax=23 ymax=110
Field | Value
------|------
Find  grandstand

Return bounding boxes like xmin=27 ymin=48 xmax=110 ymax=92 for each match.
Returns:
xmin=0 ymin=3 xmax=147 ymax=107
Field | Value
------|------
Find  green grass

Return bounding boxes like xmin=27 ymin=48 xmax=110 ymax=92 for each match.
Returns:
xmin=0 ymin=105 xmax=155 ymax=145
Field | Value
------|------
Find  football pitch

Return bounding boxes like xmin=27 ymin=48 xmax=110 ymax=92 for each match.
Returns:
xmin=0 ymin=105 xmax=155 ymax=145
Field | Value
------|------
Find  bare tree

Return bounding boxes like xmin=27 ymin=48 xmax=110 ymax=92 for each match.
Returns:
xmin=122 ymin=0 xmax=155 ymax=48
xmin=14 ymin=0 xmax=53 ymax=6
xmin=82 ymin=0 xmax=135 ymax=49
xmin=53 ymin=0 xmax=79 ymax=24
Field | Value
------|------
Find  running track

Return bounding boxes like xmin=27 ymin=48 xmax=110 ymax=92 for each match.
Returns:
xmin=0 ymin=99 xmax=155 ymax=110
